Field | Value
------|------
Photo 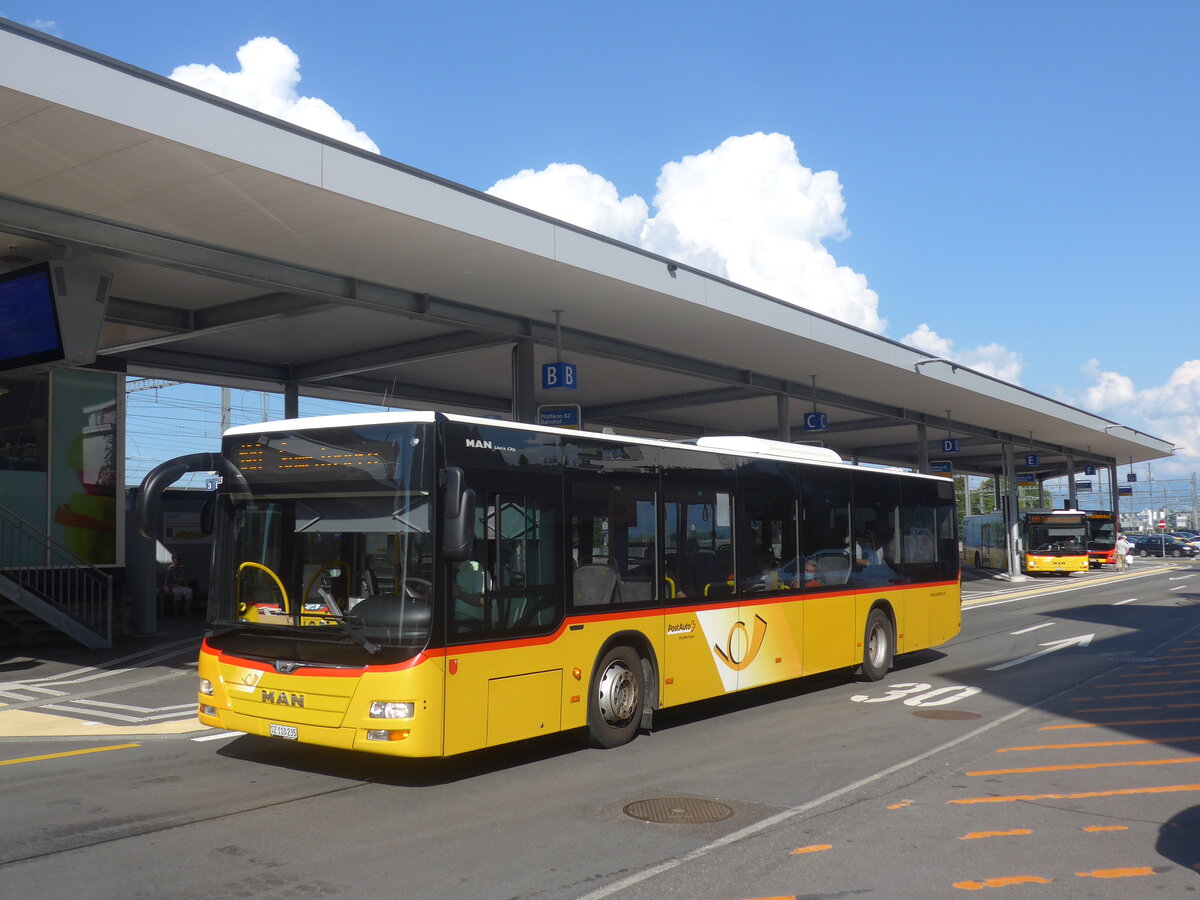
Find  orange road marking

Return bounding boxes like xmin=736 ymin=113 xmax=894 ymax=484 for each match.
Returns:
xmin=888 ymin=799 xmax=913 ymax=809
xmin=0 ymin=743 xmax=140 ymax=766
xmin=996 ymin=736 xmax=1200 ymax=752
xmin=790 ymin=844 xmax=832 ymax=855
xmin=1090 ymin=690 xmax=1197 ymax=700
xmin=1076 ymin=867 xmax=1154 ymax=879
xmin=1082 ymin=825 xmax=1127 ymax=832
xmin=1040 ymin=716 xmax=1200 ymax=730
xmin=960 ymin=829 xmax=1032 ymax=840
xmin=953 ymin=875 xmax=1052 ymax=890
xmin=948 ymin=784 xmax=1200 ymax=805
xmin=1100 ymin=679 xmax=1200 ymax=688
xmin=1071 ymin=703 xmax=1200 ymax=712
xmin=969 ymin=757 xmax=1200 ymax=776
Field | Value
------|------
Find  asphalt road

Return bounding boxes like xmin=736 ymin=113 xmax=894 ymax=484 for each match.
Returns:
xmin=1 ymin=560 xmax=1198 ymax=899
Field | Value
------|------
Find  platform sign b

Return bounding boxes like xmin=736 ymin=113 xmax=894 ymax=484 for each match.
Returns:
xmin=542 ymin=362 xmax=577 ymax=391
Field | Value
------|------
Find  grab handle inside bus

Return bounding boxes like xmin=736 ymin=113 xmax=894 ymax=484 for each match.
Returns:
xmin=441 ymin=466 xmax=475 ymax=562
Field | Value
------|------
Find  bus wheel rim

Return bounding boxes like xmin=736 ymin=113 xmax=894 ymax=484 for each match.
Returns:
xmin=867 ymin=622 xmax=887 ymax=668
xmin=598 ymin=661 xmax=638 ymax=725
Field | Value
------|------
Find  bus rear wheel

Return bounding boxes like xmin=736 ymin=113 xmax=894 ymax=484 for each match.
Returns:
xmin=860 ymin=609 xmax=893 ymax=682
xmin=586 ymin=645 xmax=644 ymax=748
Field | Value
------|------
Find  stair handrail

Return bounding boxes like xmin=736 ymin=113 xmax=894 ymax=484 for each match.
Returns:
xmin=0 ymin=501 xmax=113 ymax=645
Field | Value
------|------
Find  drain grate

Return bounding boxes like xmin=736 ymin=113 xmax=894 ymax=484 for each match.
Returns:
xmin=912 ymin=709 xmax=982 ymax=720
xmin=623 ymin=797 xmax=735 ymax=824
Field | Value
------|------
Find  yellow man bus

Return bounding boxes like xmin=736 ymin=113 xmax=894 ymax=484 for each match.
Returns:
xmin=963 ymin=509 xmax=1089 ymax=575
xmin=137 ymin=412 xmax=960 ymax=756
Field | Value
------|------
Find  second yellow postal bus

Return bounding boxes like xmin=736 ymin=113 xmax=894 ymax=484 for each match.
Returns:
xmin=963 ymin=509 xmax=1090 ymax=575
xmin=137 ymin=411 xmax=961 ymax=757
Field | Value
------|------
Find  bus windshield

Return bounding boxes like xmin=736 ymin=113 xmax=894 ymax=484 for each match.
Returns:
xmin=1027 ymin=519 xmax=1086 ymax=554
xmin=209 ymin=422 xmax=435 ymax=655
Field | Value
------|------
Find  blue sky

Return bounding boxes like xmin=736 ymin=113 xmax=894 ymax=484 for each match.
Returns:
xmin=4 ymin=2 xmax=1198 ymax=491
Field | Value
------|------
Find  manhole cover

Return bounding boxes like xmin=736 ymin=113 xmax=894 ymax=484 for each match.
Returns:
xmin=623 ymin=797 xmax=735 ymax=824
xmin=912 ymin=709 xmax=983 ymax=720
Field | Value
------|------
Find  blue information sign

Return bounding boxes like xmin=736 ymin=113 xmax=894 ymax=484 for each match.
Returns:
xmin=1025 ymin=454 xmax=1039 ymax=466
xmin=1127 ymin=473 xmax=1137 ymax=483
xmin=930 ymin=461 xmax=953 ymax=473
xmin=941 ymin=439 xmax=959 ymax=453
xmin=803 ymin=412 xmax=828 ymax=432
xmin=1084 ymin=465 xmax=1097 ymax=476
xmin=1118 ymin=485 xmax=1133 ymax=496
xmin=536 ymin=404 xmax=581 ymax=429
xmin=1076 ymin=480 xmax=1093 ymax=491
xmin=541 ymin=361 xmax=578 ymax=391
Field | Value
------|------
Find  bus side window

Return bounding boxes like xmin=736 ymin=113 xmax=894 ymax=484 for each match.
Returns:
xmin=568 ymin=478 xmax=658 ymax=610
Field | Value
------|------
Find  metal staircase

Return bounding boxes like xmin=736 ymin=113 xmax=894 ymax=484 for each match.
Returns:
xmin=0 ymin=503 xmax=112 ymax=649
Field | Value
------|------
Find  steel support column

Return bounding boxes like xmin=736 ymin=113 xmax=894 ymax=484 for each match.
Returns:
xmin=1002 ymin=443 xmax=1026 ymax=581
xmin=512 ymin=338 xmax=536 ymax=424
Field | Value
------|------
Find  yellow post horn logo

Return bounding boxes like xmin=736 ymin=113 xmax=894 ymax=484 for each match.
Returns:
xmin=714 ymin=614 xmax=768 ymax=671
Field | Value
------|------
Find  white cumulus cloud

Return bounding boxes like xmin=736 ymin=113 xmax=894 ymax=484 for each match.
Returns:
xmin=1079 ymin=358 xmax=1137 ymax=411
xmin=901 ymin=324 xmax=1025 ymax=384
xmin=488 ymin=163 xmax=649 ymax=245
xmin=486 ymin=133 xmax=885 ymax=332
xmin=1072 ymin=358 xmax=1200 ymax=471
xmin=170 ymin=37 xmax=380 ymax=154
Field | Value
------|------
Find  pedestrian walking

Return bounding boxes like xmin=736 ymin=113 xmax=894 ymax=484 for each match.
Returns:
xmin=1114 ymin=533 xmax=1132 ymax=573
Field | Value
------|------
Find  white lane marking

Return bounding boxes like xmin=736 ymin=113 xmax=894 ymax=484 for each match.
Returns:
xmin=9 ymin=638 xmax=199 ymax=686
xmin=1113 ymin=598 xmax=1140 ymax=605
xmin=192 ymin=731 xmax=245 ymax=742
xmin=1010 ymin=622 xmax=1055 ymax=635
xmin=986 ymin=634 xmax=1095 ymax=672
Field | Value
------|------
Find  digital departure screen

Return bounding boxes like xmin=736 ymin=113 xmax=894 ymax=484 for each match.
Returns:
xmin=0 ymin=264 xmax=63 ymax=371
xmin=227 ymin=424 xmax=430 ymax=494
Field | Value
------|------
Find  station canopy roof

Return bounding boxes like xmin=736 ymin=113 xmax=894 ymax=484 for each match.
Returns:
xmin=0 ymin=21 xmax=1174 ymax=479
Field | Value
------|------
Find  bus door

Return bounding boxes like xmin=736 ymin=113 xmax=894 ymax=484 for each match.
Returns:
xmin=660 ymin=456 xmax=740 ymax=705
xmin=442 ymin=473 xmax=564 ymax=755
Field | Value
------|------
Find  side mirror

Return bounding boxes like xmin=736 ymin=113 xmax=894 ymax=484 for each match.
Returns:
xmin=441 ymin=466 xmax=475 ymax=562
xmin=135 ymin=453 xmax=248 ymax=539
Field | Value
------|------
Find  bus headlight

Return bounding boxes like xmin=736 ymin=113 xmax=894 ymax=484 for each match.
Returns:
xmin=369 ymin=701 xmax=414 ymax=719
xmin=200 ymin=679 xmax=214 ymax=696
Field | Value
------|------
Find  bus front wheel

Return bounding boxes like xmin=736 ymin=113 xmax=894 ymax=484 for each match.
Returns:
xmin=586 ymin=645 xmax=644 ymax=749
xmin=860 ymin=609 xmax=894 ymax=682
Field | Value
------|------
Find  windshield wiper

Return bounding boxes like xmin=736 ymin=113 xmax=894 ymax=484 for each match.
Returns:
xmin=316 ymin=588 xmax=381 ymax=654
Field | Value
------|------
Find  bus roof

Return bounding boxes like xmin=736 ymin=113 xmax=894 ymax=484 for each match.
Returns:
xmin=223 ymin=409 xmax=948 ymax=480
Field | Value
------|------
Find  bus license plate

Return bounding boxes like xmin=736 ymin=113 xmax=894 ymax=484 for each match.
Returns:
xmin=268 ymin=723 xmax=298 ymax=740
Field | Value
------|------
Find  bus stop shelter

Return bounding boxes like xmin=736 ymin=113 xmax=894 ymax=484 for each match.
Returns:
xmin=0 ymin=22 xmax=1174 ymax=554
